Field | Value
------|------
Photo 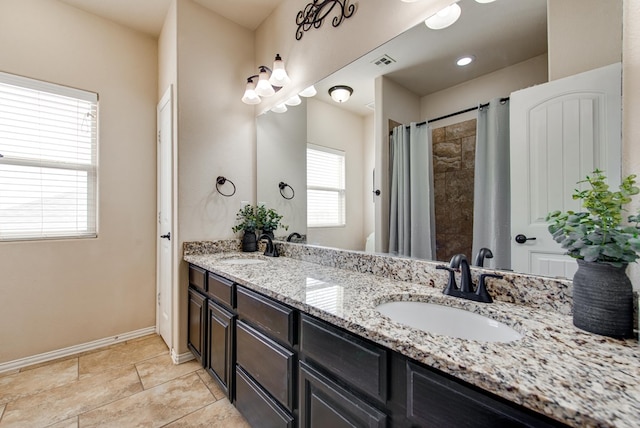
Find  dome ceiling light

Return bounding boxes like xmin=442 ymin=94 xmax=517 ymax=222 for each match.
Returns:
xmin=328 ymin=85 xmax=353 ymax=103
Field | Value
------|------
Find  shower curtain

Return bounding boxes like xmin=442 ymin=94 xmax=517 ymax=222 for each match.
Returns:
xmin=472 ymin=98 xmax=511 ymax=269
xmin=389 ymin=123 xmax=436 ymax=259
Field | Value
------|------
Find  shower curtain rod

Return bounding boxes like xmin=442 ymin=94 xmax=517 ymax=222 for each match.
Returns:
xmin=409 ymin=96 xmax=510 ymax=127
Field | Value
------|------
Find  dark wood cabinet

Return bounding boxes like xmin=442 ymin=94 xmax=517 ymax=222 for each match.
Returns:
xmin=236 ymin=366 xmax=294 ymax=428
xmin=187 ymin=286 xmax=206 ymax=364
xmin=405 ymin=360 xmax=564 ymax=428
xmin=236 ymin=320 xmax=295 ymax=411
xmin=206 ymin=299 xmax=235 ymax=398
xmin=300 ymin=314 xmax=388 ymax=403
xmin=188 ymin=265 xmax=568 ymax=428
xmin=236 ymin=286 xmax=295 ymax=347
xmin=299 ymin=360 xmax=387 ymax=428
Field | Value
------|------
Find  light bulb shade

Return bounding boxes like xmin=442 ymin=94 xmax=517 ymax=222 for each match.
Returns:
xmin=255 ymin=68 xmax=275 ymax=97
xmin=271 ymin=103 xmax=288 ymax=113
xmin=425 ymin=3 xmax=461 ymax=30
xmin=285 ymin=95 xmax=302 ymax=106
xmin=241 ymin=79 xmax=261 ymax=105
xmin=299 ymin=85 xmax=317 ymax=97
xmin=329 ymin=85 xmax=353 ymax=103
xmin=269 ymin=54 xmax=290 ymax=87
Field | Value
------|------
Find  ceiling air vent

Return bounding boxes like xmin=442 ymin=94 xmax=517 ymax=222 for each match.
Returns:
xmin=371 ymin=54 xmax=396 ymax=67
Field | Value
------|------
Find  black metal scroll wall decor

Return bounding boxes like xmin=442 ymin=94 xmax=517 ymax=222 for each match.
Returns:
xmin=295 ymin=0 xmax=356 ymax=41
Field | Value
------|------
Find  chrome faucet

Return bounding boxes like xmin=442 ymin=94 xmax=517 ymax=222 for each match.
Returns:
xmin=258 ymin=234 xmax=279 ymax=257
xmin=436 ymin=254 xmax=502 ymax=303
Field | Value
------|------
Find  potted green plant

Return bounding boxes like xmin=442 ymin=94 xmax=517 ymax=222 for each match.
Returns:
xmin=546 ymin=169 xmax=640 ymax=338
xmin=232 ymin=204 xmax=258 ymax=252
xmin=256 ymin=204 xmax=288 ymax=238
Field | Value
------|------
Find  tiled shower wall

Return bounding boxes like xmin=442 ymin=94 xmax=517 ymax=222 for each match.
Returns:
xmin=432 ymin=119 xmax=476 ymax=262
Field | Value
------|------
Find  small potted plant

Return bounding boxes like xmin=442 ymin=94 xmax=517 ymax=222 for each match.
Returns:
xmin=256 ymin=204 xmax=288 ymax=238
xmin=232 ymin=204 xmax=258 ymax=252
xmin=546 ymin=169 xmax=640 ymax=338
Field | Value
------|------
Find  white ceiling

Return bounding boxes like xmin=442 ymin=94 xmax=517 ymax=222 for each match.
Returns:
xmin=313 ymin=0 xmax=548 ymax=116
xmin=57 ymin=0 xmax=285 ymax=35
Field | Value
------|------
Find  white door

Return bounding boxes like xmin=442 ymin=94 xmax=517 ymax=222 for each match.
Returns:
xmin=157 ymin=86 xmax=173 ymax=348
xmin=510 ymin=63 xmax=621 ymax=277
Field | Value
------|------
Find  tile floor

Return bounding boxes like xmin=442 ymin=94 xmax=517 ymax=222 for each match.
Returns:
xmin=0 ymin=334 xmax=250 ymax=427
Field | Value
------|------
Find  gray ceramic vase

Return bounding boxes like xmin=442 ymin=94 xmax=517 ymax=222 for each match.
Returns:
xmin=242 ymin=231 xmax=257 ymax=252
xmin=572 ymin=259 xmax=634 ymax=338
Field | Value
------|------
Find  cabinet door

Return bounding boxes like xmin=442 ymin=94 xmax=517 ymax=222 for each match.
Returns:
xmin=299 ymin=361 xmax=387 ymax=428
xmin=187 ymin=287 xmax=206 ymax=364
xmin=207 ymin=299 xmax=235 ymax=399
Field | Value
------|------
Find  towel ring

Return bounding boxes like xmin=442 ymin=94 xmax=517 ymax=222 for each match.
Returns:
xmin=278 ymin=182 xmax=295 ymax=200
xmin=216 ymin=176 xmax=236 ymax=197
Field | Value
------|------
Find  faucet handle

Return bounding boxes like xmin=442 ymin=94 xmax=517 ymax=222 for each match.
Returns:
xmin=436 ymin=265 xmax=458 ymax=294
xmin=476 ymin=273 xmax=503 ymax=303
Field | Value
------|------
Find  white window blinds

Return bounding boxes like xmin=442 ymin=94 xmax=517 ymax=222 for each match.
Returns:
xmin=307 ymin=144 xmax=345 ymax=227
xmin=0 ymin=71 xmax=98 ymax=241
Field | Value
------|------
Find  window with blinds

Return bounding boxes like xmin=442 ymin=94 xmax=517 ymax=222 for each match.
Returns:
xmin=0 ymin=71 xmax=98 ymax=241
xmin=307 ymin=144 xmax=345 ymax=227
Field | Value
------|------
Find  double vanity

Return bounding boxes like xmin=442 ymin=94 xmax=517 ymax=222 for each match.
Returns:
xmin=184 ymin=241 xmax=639 ymax=427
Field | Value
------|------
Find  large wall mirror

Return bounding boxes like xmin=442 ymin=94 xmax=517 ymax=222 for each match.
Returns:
xmin=257 ymin=0 xmax=623 ymax=277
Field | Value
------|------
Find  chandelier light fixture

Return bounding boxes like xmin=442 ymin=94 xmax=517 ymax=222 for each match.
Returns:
xmin=241 ymin=54 xmax=291 ymax=105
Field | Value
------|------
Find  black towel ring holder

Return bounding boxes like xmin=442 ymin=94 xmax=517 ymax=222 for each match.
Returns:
xmin=216 ymin=176 xmax=236 ymax=197
xmin=278 ymin=182 xmax=295 ymax=200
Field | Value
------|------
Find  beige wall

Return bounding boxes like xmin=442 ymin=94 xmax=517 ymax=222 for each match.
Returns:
xmin=306 ymin=98 xmax=366 ymax=250
xmin=172 ymin=0 xmax=255 ymax=355
xmin=548 ymin=0 xmax=623 ymax=80
xmin=421 ymin=54 xmax=548 ymax=128
xmin=0 ymin=0 xmax=158 ymax=363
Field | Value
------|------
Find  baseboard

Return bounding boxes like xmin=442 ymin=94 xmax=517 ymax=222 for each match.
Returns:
xmin=171 ymin=348 xmax=195 ymax=364
xmin=0 ymin=326 xmax=157 ymax=374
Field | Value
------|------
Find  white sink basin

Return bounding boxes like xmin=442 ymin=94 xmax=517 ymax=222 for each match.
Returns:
xmin=375 ymin=301 xmax=522 ymax=343
xmin=219 ymin=258 xmax=267 ymax=265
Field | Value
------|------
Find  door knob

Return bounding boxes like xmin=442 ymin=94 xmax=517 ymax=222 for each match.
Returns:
xmin=515 ymin=234 xmax=535 ymax=244
xmin=160 ymin=232 xmax=171 ymax=240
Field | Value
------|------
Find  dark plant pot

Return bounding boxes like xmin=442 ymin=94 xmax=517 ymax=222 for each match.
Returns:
xmin=241 ymin=231 xmax=257 ymax=252
xmin=572 ymin=259 xmax=634 ymax=338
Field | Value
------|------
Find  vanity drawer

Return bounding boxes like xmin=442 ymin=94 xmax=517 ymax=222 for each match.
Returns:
xmin=236 ymin=320 xmax=295 ymax=411
xmin=207 ymin=271 xmax=234 ymax=309
xmin=236 ymin=286 xmax=295 ymax=347
xmin=406 ymin=361 xmax=561 ymax=427
xmin=236 ymin=366 xmax=294 ymax=428
xmin=299 ymin=314 xmax=388 ymax=403
xmin=188 ymin=264 xmax=207 ymax=292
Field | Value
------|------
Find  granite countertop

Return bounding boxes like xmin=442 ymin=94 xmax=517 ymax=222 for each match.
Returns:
xmin=184 ymin=250 xmax=640 ymax=428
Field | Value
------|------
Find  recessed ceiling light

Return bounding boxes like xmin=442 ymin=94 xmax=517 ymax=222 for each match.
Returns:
xmin=456 ymin=55 xmax=475 ymax=66
xmin=475 ymin=0 xmax=496 ymax=3
xmin=425 ymin=3 xmax=462 ymax=30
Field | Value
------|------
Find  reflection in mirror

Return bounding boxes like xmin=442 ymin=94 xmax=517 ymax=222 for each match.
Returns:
xmin=257 ymin=0 xmax=623 ymax=277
